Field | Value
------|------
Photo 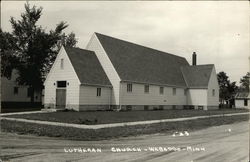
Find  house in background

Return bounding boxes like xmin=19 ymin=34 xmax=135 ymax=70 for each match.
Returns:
xmin=235 ymin=92 xmax=250 ymax=109
xmin=44 ymin=32 xmax=219 ymax=111
xmin=1 ymin=69 xmax=42 ymax=108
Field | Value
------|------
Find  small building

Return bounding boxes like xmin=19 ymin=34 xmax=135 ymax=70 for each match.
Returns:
xmin=235 ymin=92 xmax=250 ymax=109
xmin=44 ymin=33 xmax=219 ymax=111
xmin=1 ymin=70 xmax=42 ymax=108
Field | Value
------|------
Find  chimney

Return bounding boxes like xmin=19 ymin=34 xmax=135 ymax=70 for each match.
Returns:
xmin=192 ymin=52 xmax=197 ymax=66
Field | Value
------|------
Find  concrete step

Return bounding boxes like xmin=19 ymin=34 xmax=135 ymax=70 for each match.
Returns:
xmin=41 ymin=108 xmax=65 ymax=112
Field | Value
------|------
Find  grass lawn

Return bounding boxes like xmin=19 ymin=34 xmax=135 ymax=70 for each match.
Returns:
xmin=1 ymin=114 xmax=248 ymax=141
xmin=3 ymin=109 xmax=249 ymax=125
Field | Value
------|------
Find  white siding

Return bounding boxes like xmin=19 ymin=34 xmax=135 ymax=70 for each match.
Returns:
xmin=1 ymin=70 xmax=41 ymax=102
xmin=44 ymin=47 xmax=80 ymax=109
xmin=120 ymin=83 xmax=187 ymax=105
xmin=207 ymin=66 xmax=219 ymax=106
xmin=86 ymin=33 xmax=121 ymax=105
xmin=235 ymin=99 xmax=250 ymax=109
xmin=79 ymin=86 xmax=112 ymax=105
xmin=187 ymin=89 xmax=207 ymax=106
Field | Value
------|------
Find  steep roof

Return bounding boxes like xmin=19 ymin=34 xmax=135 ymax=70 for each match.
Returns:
xmin=95 ymin=33 xmax=190 ymax=87
xmin=235 ymin=92 xmax=250 ymax=99
xmin=181 ymin=64 xmax=214 ymax=88
xmin=64 ymin=47 xmax=111 ymax=86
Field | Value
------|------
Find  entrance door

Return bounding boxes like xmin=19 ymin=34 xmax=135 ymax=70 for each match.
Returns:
xmin=56 ymin=89 xmax=66 ymax=108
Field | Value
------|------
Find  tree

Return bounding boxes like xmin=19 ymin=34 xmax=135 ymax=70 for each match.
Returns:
xmin=239 ymin=72 xmax=250 ymax=92
xmin=217 ymin=71 xmax=238 ymax=105
xmin=1 ymin=2 xmax=77 ymax=102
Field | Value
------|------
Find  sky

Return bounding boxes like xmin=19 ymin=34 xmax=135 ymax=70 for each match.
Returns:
xmin=1 ymin=1 xmax=249 ymax=85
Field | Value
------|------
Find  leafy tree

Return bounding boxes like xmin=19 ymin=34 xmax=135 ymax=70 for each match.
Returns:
xmin=239 ymin=72 xmax=250 ymax=92
xmin=217 ymin=71 xmax=238 ymax=105
xmin=1 ymin=2 xmax=77 ymax=102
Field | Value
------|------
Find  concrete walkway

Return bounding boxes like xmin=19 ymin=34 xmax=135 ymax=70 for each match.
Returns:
xmin=0 ymin=112 xmax=249 ymax=130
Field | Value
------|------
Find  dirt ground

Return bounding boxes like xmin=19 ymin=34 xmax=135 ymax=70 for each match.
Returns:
xmin=0 ymin=121 xmax=249 ymax=162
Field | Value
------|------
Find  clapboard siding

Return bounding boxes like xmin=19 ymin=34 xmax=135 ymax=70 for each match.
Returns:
xmin=79 ymin=85 xmax=112 ymax=105
xmin=207 ymin=66 xmax=219 ymax=106
xmin=120 ymin=82 xmax=187 ymax=105
xmin=44 ymin=47 xmax=80 ymax=109
xmin=187 ymin=89 xmax=207 ymax=106
xmin=86 ymin=33 xmax=121 ymax=105
xmin=235 ymin=99 xmax=249 ymax=109
xmin=1 ymin=70 xmax=41 ymax=102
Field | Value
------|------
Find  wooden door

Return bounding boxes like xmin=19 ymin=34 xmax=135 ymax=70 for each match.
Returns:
xmin=56 ymin=89 xmax=66 ymax=108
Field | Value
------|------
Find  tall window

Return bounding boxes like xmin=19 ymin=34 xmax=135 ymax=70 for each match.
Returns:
xmin=27 ymin=87 xmax=32 ymax=97
xmin=173 ymin=88 xmax=176 ymax=96
xmin=184 ymin=89 xmax=187 ymax=96
xmin=127 ymin=83 xmax=132 ymax=92
xmin=144 ymin=85 xmax=149 ymax=93
xmin=159 ymin=87 xmax=164 ymax=95
xmin=97 ymin=88 xmax=101 ymax=96
xmin=244 ymin=99 xmax=248 ymax=106
xmin=14 ymin=87 xmax=19 ymax=95
xmin=60 ymin=58 xmax=64 ymax=69
xmin=212 ymin=89 xmax=215 ymax=96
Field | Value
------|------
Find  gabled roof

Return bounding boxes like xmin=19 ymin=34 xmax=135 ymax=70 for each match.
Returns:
xmin=235 ymin=91 xmax=250 ymax=99
xmin=64 ymin=47 xmax=111 ymax=86
xmin=181 ymin=64 xmax=214 ymax=88
xmin=95 ymin=33 xmax=190 ymax=87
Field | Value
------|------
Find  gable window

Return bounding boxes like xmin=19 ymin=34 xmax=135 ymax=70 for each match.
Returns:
xmin=14 ymin=87 xmax=19 ymax=95
xmin=60 ymin=58 xmax=64 ymax=69
xmin=173 ymin=88 xmax=176 ymax=96
xmin=144 ymin=85 xmax=149 ymax=93
xmin=212 ymin=89 xmax=215 ymax=96
xmin=244 ymin=99 xmax=248 ymax=106
xmin=159 ymin=87 xmax=164 ymax=95
xmin=57 ymin=81 xmax=67 ymax=88
xmin=97 ymin=88 xmax=101 ymax=97
xmin=127 ymin=83 xmax=132 ymax=92
xmin=184 ymin=89 xmax=187 ymax=96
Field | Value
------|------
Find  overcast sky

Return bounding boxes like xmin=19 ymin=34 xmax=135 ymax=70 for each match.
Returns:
xmin=1 ymin=1 xmax=249 ymax=84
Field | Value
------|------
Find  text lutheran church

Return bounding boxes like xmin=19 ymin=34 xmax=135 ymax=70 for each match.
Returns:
xmin=44 ymin=33 xmax=219 ymax=111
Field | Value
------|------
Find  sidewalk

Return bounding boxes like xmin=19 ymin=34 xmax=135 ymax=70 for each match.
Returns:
xmin=1 ymin=112 xmax=249 ymax=130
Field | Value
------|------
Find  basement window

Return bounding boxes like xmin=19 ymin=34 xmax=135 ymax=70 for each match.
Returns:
xmin=127 ymin=83 xmax=132 ymax=92
xmin=144 ymin=85 xmax=149 ymax=93
xmin=97 ymin=88 xmax=101 ymax=97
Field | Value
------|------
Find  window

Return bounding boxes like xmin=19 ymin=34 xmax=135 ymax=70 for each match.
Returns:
xmin=60 ymin=58 xmax=64 ymax=69
xmin=173 ymin=88 xmax=176 ymax=96
xmin=144 ymin=85 xmax=149 ymax=93
xmin=14 ymin=87 xmax=18 ymax=95
xmin=57 ymin=81 xmax=67 ymax=88
xmin=144 ymin=105 xmax=149 ymax=110
xmin=27 ymin=87 xmax=32 ymax=97
xmin=244 ymin=99 xmax=248 ymax=106
xmin=184 ymin=89 xmax=187 ymax=96
xmin=212 ymin=89 xmax=215 ymax=96
xmin=127 ymin=83 xmax=132 ymax=92
xmin=97 ymin=88 xmax=101 ymax=96
xmin=159 ymin=87 xmax=164 ymax=95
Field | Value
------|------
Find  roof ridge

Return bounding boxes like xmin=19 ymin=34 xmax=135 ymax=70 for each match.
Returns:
xmin=95 ymin=32 xmax=187 ymax=60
